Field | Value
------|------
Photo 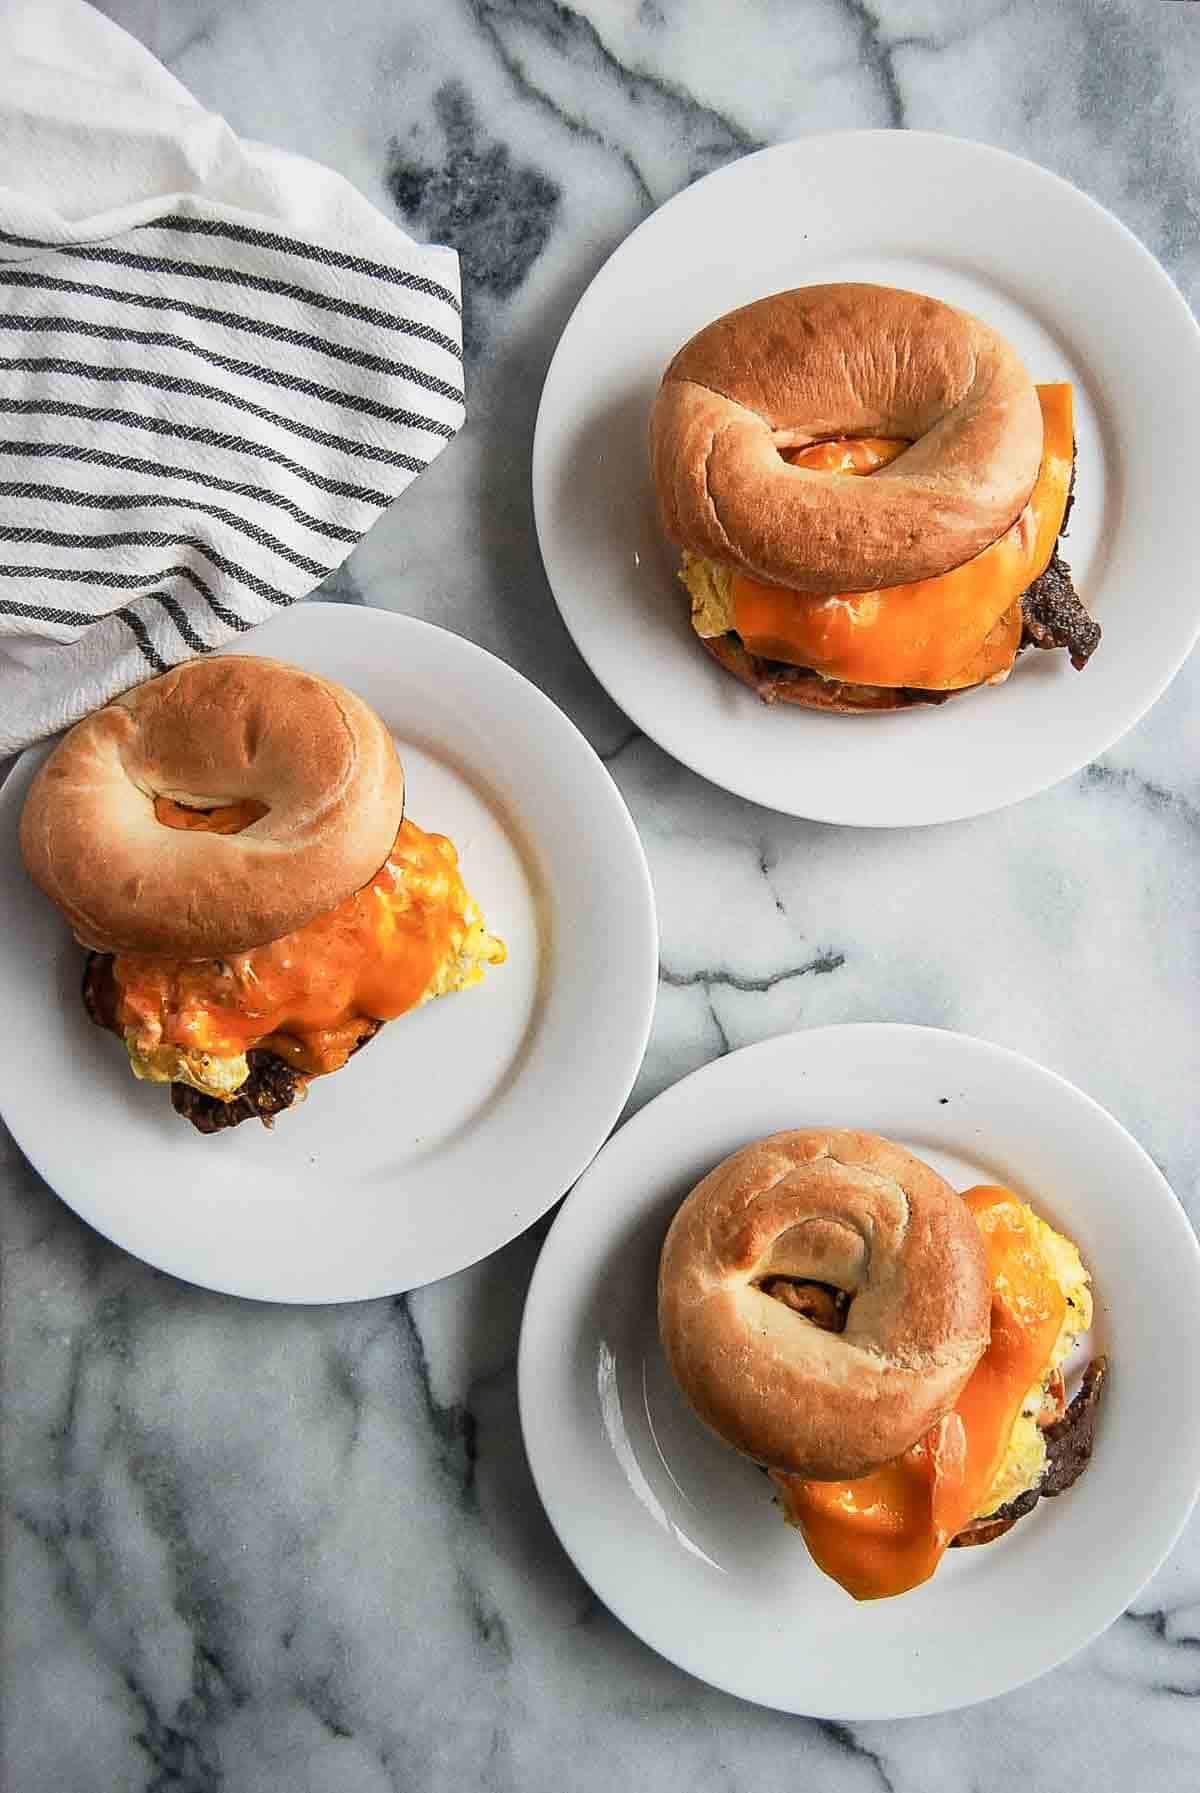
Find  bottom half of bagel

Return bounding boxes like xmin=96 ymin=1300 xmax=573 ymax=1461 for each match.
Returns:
xmin=678 ymin=383 xmax=1100 ymax=713
xmin=82 ymin=815 xmax=505 ymax=1133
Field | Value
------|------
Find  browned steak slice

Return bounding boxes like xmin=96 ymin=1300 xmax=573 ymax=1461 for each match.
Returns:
xmin=1039 ymin=1354 xmax=1108 ymax=1494
xmin=170 ymin=1051 xmax=307 ymax=1133
xmin=1020 ymin=551 xmax=1101 ymax=669
xmin=951 ymin=1356 xmax=1108 ymax=1548
xmin=82 ymin=951 xmax=119 ymax=1032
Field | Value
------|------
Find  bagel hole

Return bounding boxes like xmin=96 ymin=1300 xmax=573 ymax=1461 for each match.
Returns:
xmin=758 ymin=1277 xmax=849 ymax=1334
xmin=775 ymin=435 xmax=911 ymax=475
xmin=153 ymin=795 xmax=269 ymax=836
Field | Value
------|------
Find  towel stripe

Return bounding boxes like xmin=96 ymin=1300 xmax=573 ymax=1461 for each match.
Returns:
xmin=0 ymin=354 xmax=458 ymax=446
xmin=0 ymin=540 xmax=291 ymax=607
xmin=149 ymin=215 xmax=463 ymax=314
xmin=0 ymin=481 xmax=332 ymax=577
xmin=0 ymin=312 xmax=466 ymax=408
xmin=146 ymin=589 xmax=210 ymax=653
xmin=0 ymin=439 xmax=360 ymax=544
xmin=0 ymin=556 xmax=234 ymax=607
xmin=0 ymin=595 xmax=97 ymax=625
xmin=2 ymin=267 xmax=462 ymax=364
xmin=0 ymin=399 xmax=407 ymax=500
xmin=0 ymin=232 xmax=460 ymax=344
xmin=116 ymin=605 xmax=170 ymax=672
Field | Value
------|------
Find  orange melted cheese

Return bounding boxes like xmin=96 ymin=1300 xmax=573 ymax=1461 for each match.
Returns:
xmin=772 ymin=1186 xmax=1067 ymax=1601
xmin=733 ymin=384 xmax=1074 ymax=688
xmin=113 ymin=819 xmax=488 ymax=1077
xmin=153 ymin=795 xmax=269 ymax=835
xmin=781 ymin=437 xmax=909 ymax=477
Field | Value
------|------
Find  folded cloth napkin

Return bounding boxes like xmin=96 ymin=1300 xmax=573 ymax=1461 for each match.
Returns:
xmin=0 ymin=0 xmax=464 ymax=756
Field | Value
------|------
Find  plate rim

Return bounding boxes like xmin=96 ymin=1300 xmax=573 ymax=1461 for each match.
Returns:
xmin=0 ymin=603 xmax=660 ymax=1303
xmin=517 ymin=1021 xmax=1200 ymax=1718
xmin=532 ymin=129 xmax=1200 ymax=827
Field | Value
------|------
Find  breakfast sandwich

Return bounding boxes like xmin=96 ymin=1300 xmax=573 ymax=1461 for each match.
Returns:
xmin=650 ymin=284 xmax=1101 ymax=711
xmin=20 ymin=656 xmax=505 ymax=1133
xmin=658 ymin=1131 xmax=1107 ymax=1601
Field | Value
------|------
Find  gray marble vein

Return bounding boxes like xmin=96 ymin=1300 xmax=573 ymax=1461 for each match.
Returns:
xmin=5 ymin=0 xmax=1200 ymax=1787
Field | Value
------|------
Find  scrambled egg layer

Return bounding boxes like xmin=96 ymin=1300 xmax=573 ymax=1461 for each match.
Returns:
xmin=423 ymin=895 xmax=506 ymax=999
xmin=679 ymin=550 xmax=735 ymax=639
xmin=126 ymin=1038 xmax=251 ymax=1097
xmin=118 ymin=824 xmax=505 ymax=1101
xmin=975 ymin=1205 xmax=1094 ymax=1516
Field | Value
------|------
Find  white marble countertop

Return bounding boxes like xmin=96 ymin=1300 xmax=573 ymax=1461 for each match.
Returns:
xmin=4 ymin=1 xmax=1200 ymax=1787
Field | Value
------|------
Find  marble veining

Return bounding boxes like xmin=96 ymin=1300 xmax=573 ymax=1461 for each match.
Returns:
xmin=4 ymin=1 xmax=1200 ymax=1788
xmin=386 ymin=80 xmax=564 ymax=353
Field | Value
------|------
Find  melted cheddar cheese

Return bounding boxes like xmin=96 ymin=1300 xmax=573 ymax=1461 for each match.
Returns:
xmin=153 ymin=795 xmax=269 ymax=834
xmin=113 ymin=818 xmax=505 ymax=1099
xmin=681 ymin=383 xmax=1074 ymax=690
xmin=772 ymin=1187 xmax=1092 ymax=1601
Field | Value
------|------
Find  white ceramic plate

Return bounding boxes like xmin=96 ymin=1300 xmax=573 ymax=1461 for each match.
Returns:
xmin=532 ymin=132 xmax=1200 ymax=826
xmin=0 ymin=604 xmax=657 ymax=1301
xmin=519 ymin=1025 xmax=1200 ymax=1718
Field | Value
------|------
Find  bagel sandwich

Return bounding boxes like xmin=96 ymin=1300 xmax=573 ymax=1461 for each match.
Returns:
xmin=649 ymin=285 xmax=1101 ymax=712
xmin=20 ymin=657 xmax=505 ymax=1133
xmin=657 ymin=1131 xmax=1106 ymax=1601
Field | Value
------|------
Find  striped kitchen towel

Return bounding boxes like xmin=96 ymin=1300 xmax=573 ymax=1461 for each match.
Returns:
xmin=0 ymin=0 xmax=464 ymax=756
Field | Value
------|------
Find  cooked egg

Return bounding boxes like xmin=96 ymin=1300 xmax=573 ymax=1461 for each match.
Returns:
xmin=975 ymin=1203 xmax=1093 ymax=1515
xmin=679 ymin=550 xmax=734 ymax=638
xmin=423 ymin=896 xmax=507 ymax=1000
xmin=125 ymin=1035 xmax=250 ymax=1099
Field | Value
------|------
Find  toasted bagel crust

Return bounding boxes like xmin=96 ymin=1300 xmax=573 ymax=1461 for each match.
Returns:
xmin=657 ymin=1129 xmax=991 ymax=1480
xmin=650 ymin=283 xmax=1042 ymax=594
xmin=19 ymin=656 xmax=405 ymax=958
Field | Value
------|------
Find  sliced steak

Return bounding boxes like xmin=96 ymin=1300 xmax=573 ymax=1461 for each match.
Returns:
xmin=760 ymin=1278 xmax=850 ymax=1332
xmin=1039 ymin=1353 xmax=1108 ymax=1494
xmin=170 ymin=1050 xmax=307 ymax=1134
xmin=1020 ymin=551 xmax=1101 ymax=669
xmin=951 ymin=1355 xmax=1108 ymax=1548
xmin=950 ymin=1483 xmax=1042 ymax=1548
xmin=170 ymin=1021 xmax=382 ymax=1134
xmin=82 ymin=951 xmax=120 ymax=1032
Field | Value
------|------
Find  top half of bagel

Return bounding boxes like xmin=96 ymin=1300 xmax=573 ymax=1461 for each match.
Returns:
xmin=19 ymin=655 xmax=405 ymax=959
xmin=649 ymin=283 xmax=1043 ymax=596
xmin=657 ymin=1128 xmax=992 ymax=1480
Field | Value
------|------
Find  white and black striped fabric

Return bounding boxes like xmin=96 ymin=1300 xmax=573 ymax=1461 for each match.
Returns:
xmin=0 ymin=0 xmax=464 ymax=755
